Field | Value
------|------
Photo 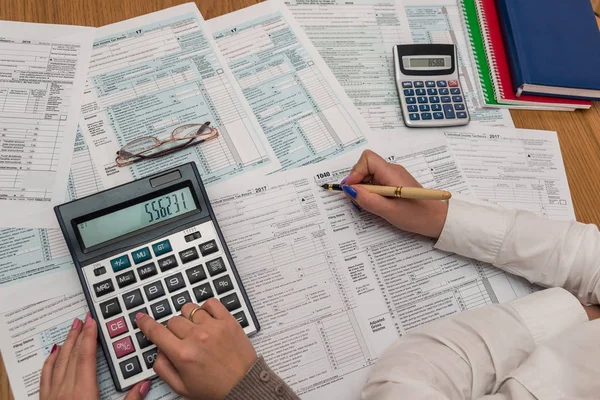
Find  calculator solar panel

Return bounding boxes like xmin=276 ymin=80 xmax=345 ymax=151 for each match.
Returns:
xmin=55 ymin=162 xmax=259 ymax=391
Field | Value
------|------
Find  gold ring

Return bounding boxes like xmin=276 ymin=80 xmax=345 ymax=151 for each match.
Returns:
xmin=188 ymin=306 xmax=203 ymax=323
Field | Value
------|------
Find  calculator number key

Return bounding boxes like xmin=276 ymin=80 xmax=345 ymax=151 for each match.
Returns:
xmin=144 ymin=281 xmax=165 ymax=301
xmin=122 ymin=289 xmax=144 ymax=310
xmin=120 ymin=356 xmax=142 ymax=379
xmin=93 ymin=279 xmax=114 ymax=298
xmin=129 ymin=307 xmax=147 ymax=330
xmin=143 ymin=348 xmax=159 ymax=369
xmin=199 ymin=240 xmax=219 ymax=256
xmin=100 ymin=298 xmax=121 ymax=319
xmin=165 ymin=273 xmax=185 ymax=293
xmin=193 ymin=282 xmax=214 ymax=303
xmin=150 ymin=299 xmax=172 ymax=320
xmin=136 ymin=331 xmax=153 ymax=349
xmin=171 ymin=291 xmax=192 ymax=312
xmin=214 ymin=275 xmax=234 ymax=295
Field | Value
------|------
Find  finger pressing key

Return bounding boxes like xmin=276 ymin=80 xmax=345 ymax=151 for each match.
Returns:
xmin=136 ymin=312 xmax=181 ymax=358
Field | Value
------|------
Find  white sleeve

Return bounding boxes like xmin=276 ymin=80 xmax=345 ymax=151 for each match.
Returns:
xmin=361 ymin=288 xmax=587 ymax=400
xmin=435 ymin=195 xmax=600 ymax=305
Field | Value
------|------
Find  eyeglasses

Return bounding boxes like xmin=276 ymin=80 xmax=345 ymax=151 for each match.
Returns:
xmin=115 ymin=122 xmax=219 ymax=167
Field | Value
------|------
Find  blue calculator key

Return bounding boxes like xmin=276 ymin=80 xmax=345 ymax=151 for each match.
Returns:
xmin=403 ymin=89 xmax=414 ymax=96
xmin=432 ymin=104 xmax=442 ymax=111
xmin=414 ymin=81 xmax=424 ymax=88
xmin=419 ymin=104 xmax=430 ymax=112
xmin=417 ymin=96 xmax=428 ymax=104
xmin=409 ymin=113 xmax=420 ymax=121
xmin=110 ymin=255 xmax=131 ymax=272
xmin=443 ymin=104 xmax=456 ymax=119
xmin=152 ymin=239 xmax=171 ymax=256
xmin=415 ymin=88 xmax=426 ymax=96
xmin=457 ymin=111 xmax=468 ymax=119
xmin=429 ymin=96 xmax=440 ymax=103
xmin=427 ymin=88 xmax=438 ymax=95
xmin=450 ymin=88 xmax=461 ymax=95
xmin=405 ymin=97 xmax=416 ymax=104
xmin=407 ymin=105 xmax=418 ymax=112
xmin=425 ymin=81 xmax=436 ymax=87
xmin=402 ymin=81 xmax=413 ymax=88
xmin=433 ymin=112 xmax=445 ymax=119
xmin=439 ymin=88 xmax=449 ymax=95
xmin=131 ymin=247 xmax=151 ymax=264
xmin=436 ymin=81 xmax=448 ymax=87
xmin=454 ymin=103 xmax=466 ymax=110
xmin=421 ymin=113 xmax=432 ymax=120
xmin=441 ymin=96 xmax=451 ymax=103
xmin=452 ymin=96 xmax=463 ymax=103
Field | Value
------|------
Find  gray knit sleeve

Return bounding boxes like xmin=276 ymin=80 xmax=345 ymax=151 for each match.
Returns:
xmin=224 ymin=357 xmax=300 ymax=400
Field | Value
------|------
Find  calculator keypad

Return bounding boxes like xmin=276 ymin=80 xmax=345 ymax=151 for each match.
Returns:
xmin=401 ymin=79 xmax=468 ymax=125
xmin=84 ymin=221 xmax=257 ymax=389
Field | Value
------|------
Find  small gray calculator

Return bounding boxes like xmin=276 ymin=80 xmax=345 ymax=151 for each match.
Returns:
xmin=394 ymin=44 xmax=470 ymax=128
xmin=55 ymin=162 xmax=259 ymax=391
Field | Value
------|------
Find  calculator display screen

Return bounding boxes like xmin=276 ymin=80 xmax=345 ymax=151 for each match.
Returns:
xmin=77 ymin=187 xmax=197 ymax=248
xmin=410 ymin=58 xmax=446 ymax=68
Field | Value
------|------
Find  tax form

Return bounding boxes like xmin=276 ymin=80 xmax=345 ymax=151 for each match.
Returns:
xmin=445 ymin=127 xmax=575 ymax=220
xmin=0 ymin=129 xmax=102 ymax=287
xmin=0 ymin=135 xmax=530 ymax=400
xmin=285 ymin=0 xmax=413 ymax=131
xmin=208 ymin=0 xmax=369 ymax=170
xmin=80 ymin=4 xmax=279 ymax=190
xmin=0 ymin=22 xmax=94 ymax=228
xmin=403 ymin=0 xmax=513 ymax=127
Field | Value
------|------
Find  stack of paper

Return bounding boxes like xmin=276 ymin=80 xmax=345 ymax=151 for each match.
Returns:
xmin=0 ymin=1 xmax=578 ymax=400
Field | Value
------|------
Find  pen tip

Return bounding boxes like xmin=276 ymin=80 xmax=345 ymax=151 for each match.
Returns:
xmin=320 ymin=184 xmax=329 ymax=189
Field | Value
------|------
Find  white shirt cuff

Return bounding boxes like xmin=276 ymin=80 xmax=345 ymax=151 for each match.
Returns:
xmin=434 ymin=195 xmax=507 ymax=264
xmin=508 ymin=287 xmax=588 ymax=345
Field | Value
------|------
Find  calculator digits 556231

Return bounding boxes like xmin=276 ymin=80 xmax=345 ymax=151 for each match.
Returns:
xmin=55 ymin=162 xmax=259 ymax=391
xmin=394 ymin=44 xmax=470 ymax=128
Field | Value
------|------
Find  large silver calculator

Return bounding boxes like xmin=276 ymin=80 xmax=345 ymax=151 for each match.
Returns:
xmin=55 ymin=162 xmax=259 ymax=391
xmin=394 ymin=44 xmax=470 ymax=128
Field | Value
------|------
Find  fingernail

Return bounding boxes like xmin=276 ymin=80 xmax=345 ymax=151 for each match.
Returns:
xmin=71 ymin=318 xmax=82 ymax=330
xmin=136 ymin=312 xmax=145 ymax=321
xmin=140 ymin=380 xmax=152 ymax=397
xmin=50 ymin=344 xmax=58 ymax=354
xmin=340 ymin=176 xmax=348 ymax=185
xmin=342 ymin=185 xmax=357 ymax=199
xmin=85 ymin=312 xmax=93 ymax=327
xmin=351 ymin=201 xmax=362 ymax=212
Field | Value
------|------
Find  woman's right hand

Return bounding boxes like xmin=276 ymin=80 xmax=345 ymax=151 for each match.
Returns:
xmin=342 ymin=150 xmax=449 ymax=238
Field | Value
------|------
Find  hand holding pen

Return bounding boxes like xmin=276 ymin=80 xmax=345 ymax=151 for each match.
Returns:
xmin=330 ymin=150 xmax=450 ymax=239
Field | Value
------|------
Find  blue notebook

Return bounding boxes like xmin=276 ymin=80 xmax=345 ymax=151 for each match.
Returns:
xmin=497 ymin=0 xmax=600 ymax=100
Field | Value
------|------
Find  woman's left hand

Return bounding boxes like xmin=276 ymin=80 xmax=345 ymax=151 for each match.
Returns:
xmin=40 ymin=312 xmax=151 ymax=400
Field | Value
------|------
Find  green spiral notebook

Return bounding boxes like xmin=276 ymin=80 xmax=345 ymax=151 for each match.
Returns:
xmin=459 ymin=0 xmax=503 ymax=107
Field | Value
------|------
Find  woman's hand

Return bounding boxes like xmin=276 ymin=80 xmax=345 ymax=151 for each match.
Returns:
xmin=136 ymin=298 xmax=257 ymax=400
xmin=342 ymin=150 xmax=449 ymax=238
xmin=40 ymin=313 xmax=150 ymax=400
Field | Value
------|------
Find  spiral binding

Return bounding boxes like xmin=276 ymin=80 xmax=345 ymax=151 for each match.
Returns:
xmin=459 ymin=0 xmax=500 ymax=104
xmin=473 ymin=0 xmax=503 ymax=101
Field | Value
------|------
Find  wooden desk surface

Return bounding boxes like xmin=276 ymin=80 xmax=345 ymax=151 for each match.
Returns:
xmin=1 ymin=1 xmax=600 ymax=398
